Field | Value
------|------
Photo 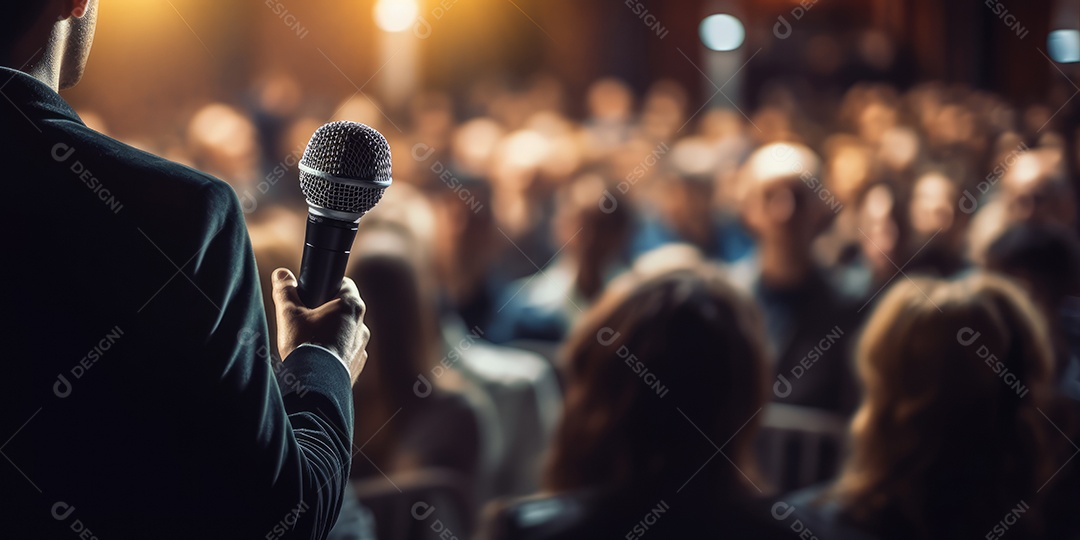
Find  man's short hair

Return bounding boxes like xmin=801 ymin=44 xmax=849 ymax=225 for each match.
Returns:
xmin=0 ymin=1 xmax=50 ymax=54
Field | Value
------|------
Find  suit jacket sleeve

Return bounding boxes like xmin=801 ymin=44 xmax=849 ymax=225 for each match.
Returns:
xmin=189 ymin=180 xmax=354 ymax=539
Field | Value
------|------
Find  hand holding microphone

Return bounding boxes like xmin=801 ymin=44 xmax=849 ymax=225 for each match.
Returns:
xmin=272 ymin=268 xmax=370 ymax=383
xmin=270 ymin=121 xmax=392 ymax=380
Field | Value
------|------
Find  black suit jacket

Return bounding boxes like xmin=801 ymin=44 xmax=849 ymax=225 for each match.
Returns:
xmin=0 ymin=67 xmax=353 ymax=539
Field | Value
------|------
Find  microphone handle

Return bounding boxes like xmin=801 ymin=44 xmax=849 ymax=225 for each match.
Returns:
xmin=297 ymin=211 xmax=359 ymax=307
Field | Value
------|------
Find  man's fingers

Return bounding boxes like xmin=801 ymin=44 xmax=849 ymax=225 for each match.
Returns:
xmin=337 ymin=277 xmax=366 ymax=318
xmin=305 ymin=278 xmax=365 ymax=319
xmin=271 ymin=268 xmax=304 ymax=310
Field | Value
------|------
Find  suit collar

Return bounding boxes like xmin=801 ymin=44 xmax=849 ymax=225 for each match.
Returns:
xmin=0 ymin=66 xmax=84 ymax=126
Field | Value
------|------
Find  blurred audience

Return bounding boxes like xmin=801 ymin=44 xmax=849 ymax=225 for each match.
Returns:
xmin=479 ymin=262 xmax=789 ymax=539
xmin=186 ymin=102 xmax=260 ymax=192
xmin=903 ymin=168 xmax=971 ymax=276
xmin=984 ymin=223 xmax=1080 ymax=401
xmin=788 ymin=274 xmax=1079 ymax=540
xmin=732 ymin=142 xmax=861 ymax=415
xmin=1000 ymin=148 xmax=1077 ymax=228
xmin=837 ymin=177 xmax=911 ymax=299
xmin=428 ymin=176 xmax=506 ymax=334
xmin=629 ymin=137 xmax=754 ymax=263
xmin=345 ymin=223 xmax=485 ymax=486
xmin=491 ymin=173 xmax=632 ymax=343
xmin=103 ymin=70 xmax=1080 ymax=538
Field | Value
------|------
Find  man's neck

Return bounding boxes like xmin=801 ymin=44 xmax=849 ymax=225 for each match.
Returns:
xmin=22 ymin=53 xmax=61 ymax=92
xmin=4 ymin=18 xmax=67 ymax=92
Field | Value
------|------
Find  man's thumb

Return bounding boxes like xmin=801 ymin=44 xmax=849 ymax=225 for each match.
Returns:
xmin=272 ymin=268 xmax=302 ymax=307
xmin=273 ymin=268 xmax=297 ymax=286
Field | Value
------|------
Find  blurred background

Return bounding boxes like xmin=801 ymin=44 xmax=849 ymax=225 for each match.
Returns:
xmin=66 ymin=0 xmax=1080 ymax=152
xmin=62 ymin=0 xmax=1080 ymax=538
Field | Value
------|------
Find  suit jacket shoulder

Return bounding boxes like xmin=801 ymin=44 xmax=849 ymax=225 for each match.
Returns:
xmin=1 ymin=67 xmax=353 ymax=539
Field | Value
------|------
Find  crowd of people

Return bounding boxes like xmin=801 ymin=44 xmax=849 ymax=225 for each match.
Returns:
xmin=91 ymin=73 xmax=1080 ymax=538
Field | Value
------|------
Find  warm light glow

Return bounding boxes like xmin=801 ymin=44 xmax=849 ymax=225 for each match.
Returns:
xmin=699 ymin=14 xmax=745 ymax=52
xmin=749 ymin=142 xmax=819 ymax=184
xmin=501 ymin=130 xmax=551 ymax=169
xmin=374 ymin=0 xmax=419 ymax=33
xmin=670 ymin=137 xmax=717 ymax=177
xmin=1009 ymin=153 xmax=1043 ymax=186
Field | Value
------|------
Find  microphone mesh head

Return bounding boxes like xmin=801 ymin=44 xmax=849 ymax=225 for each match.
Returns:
xmin=299 ymin=121 xmax=392 ymax=217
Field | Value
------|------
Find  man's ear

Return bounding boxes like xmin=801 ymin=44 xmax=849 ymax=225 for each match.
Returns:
xmin=66 ymin=0 xmax=91 ymax=19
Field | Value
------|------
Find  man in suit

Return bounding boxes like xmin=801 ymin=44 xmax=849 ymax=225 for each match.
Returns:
xmin=0 ymin=1 xmax=370 ymax=538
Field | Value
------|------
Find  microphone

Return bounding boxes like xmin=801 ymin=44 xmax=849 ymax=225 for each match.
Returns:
xmin=296 ymin=121 xmax=392 ymax=307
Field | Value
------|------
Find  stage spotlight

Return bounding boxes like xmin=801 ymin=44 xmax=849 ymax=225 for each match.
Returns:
xmin=1048 ymin=29 xmax=1080 ymax=63
xmin=699 ymin=14 xmax=745 ymax=52
xmin=374 ymin=0 xmax=420 ymax=33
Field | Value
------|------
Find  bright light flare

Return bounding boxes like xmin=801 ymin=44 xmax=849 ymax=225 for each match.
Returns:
xmin=1048 ymin=29 xmax=1080 ymax=63
xmin=700 ymin=14 xmax=745 ymax=52
xmin=374 ymin=0 xmax=419 ymax=33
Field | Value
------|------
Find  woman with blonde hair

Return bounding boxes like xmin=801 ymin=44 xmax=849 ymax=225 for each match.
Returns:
xmin=790 ymin=273 xmax=1079 ymax=539
xmin=479 ymin=262 xmax=789 ymax=539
